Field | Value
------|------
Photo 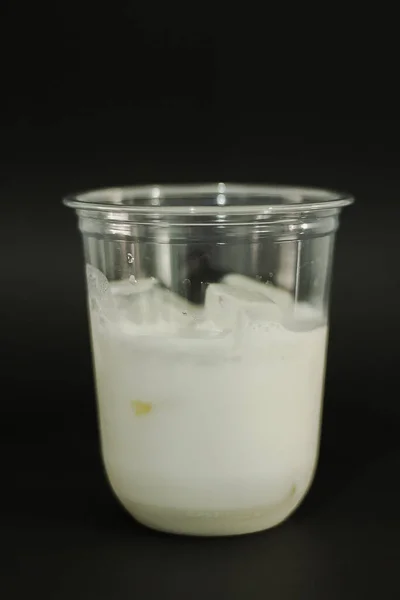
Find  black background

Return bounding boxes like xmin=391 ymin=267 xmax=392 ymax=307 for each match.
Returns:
xmin=2 ymin=5 xmax=400 ymax=599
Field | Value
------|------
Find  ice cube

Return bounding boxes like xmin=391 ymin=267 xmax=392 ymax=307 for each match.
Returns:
xmin=111 ymin=278 xmax=204 ymax=330
xmin=221 ymin=275 xmax=323 ymax=333
xmin=109 ymin=279 xmax=133 ymax=297
xmin=236 ymin=305 xmax=291 ymax=350
xmin=127 ymin=287 xmax=166 ymax=326
xmin=109 ymin=278 xmax=158 ymax=324
xmin=86 ymin=264 xmax=118 ymax=322
xmin=109 ymin=277 xmax=157 ymax=303
xmin=282 ymin=302 xmax=324 ymax=332
xmin=129 ymin=276 xmax=157 ymax=294
xmin=205 ymin=282 xmax=282 ymax=331
xmin=222 ymin=274 xmax=293 ymax=310
xmin=86 ymin=264 xmax=110 ymax=298
xmin=156 ymin=288 xmax=204 ymax=327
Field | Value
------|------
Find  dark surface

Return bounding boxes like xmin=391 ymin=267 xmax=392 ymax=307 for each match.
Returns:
xmin=2 ymin=6 xmax=400 ymax=599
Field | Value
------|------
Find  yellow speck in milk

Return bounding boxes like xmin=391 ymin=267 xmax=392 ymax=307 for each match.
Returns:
xmin=131 ymin=400 xmax=153 ymax=416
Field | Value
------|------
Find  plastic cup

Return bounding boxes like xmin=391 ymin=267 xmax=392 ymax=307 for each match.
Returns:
xmin=64 ymin=183 xmax=353 ymax=536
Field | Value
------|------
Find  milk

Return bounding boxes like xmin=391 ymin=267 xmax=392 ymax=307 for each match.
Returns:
xmin=88 ymin=266 xmax=327 ymax=535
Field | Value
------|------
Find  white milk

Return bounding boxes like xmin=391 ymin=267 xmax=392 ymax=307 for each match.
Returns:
xmin=88 ymin=266 xmax=328 ymax=536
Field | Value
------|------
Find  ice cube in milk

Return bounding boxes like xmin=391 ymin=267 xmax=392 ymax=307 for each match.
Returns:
xmin=111 ymin=277 xmax=202 ymax=333
xmin=89 ymin=267 xmax=327 ymax=535
xmin=205 ymin=282 xmax=283 ymax=330
xmin=222 ymin=273 xmax=293 ymax=311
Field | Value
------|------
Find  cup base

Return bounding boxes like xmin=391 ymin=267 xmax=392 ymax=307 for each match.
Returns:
xmin=117 ymin=494 xmax=302 ymax=537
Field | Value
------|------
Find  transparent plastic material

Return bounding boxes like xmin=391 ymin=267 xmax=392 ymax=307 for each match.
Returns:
xmin=64 ymin=183 xmax=353 ymax=536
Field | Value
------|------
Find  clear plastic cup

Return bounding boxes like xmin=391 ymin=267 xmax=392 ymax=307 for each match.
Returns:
xmin=64 ymin=183 xmax=353 ymax=536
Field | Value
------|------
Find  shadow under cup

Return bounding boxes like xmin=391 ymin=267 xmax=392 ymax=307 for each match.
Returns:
xmin=64 ymin=183 xmax=353 ymax=536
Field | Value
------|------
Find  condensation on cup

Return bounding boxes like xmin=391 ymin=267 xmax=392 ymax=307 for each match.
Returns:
xmin=64 ymin=183 xmax=353 ymax=536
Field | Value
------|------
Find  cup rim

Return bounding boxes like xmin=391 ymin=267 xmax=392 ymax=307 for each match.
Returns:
xmin=63 ymin=183 xmax=354 ymax=215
